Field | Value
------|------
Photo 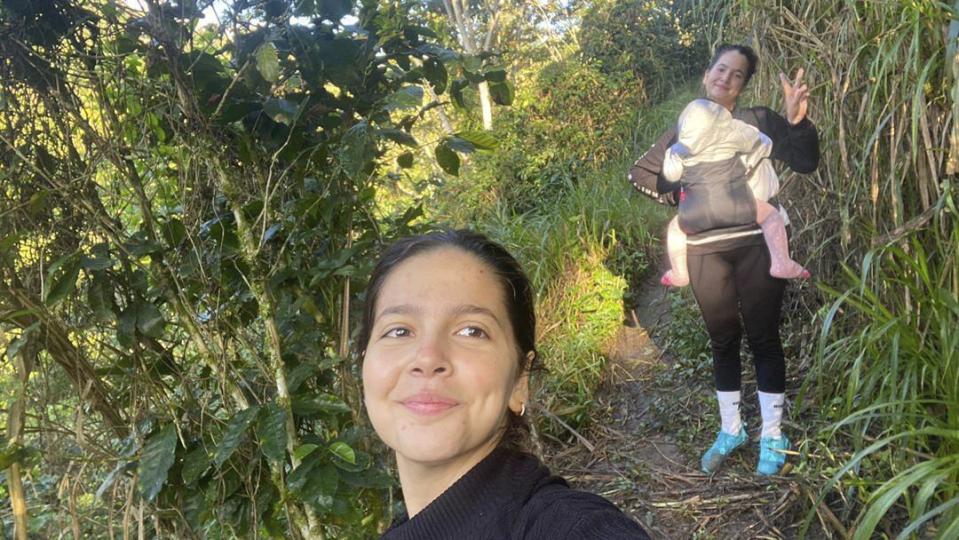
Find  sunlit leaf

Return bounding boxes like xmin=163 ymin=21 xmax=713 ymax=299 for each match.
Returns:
xmin=328 ymin=441 xmax=355 ymax=464
xmin=255 ymin=42 xmax=281 ymax=83
xmin=329 ymin=448 xmax=371 ymax=472
xmin=293 ymin=444 xmax=318 ymax=461
xmin=455 ymin=130 xmax=499 ymax=151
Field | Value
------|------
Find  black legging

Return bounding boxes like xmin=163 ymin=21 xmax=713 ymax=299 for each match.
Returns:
xmin=687 ymin=243 xmax=786 ymax=393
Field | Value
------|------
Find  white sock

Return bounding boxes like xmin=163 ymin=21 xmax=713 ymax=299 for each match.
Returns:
xmin=716 ymin=391 xmax=742 ymax=435
xmin=758 ymin=391 xmax=785 ymax=439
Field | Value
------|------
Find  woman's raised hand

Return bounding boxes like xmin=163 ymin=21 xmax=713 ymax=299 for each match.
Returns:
xmin=779 ymin=68 xmax=809 ymax=125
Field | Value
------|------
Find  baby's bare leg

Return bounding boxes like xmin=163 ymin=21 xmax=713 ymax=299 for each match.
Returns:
xmin=756 ymin=200 xmax=809 ymax=280
xmin=661 ymin=217 xmax=690 ymax=287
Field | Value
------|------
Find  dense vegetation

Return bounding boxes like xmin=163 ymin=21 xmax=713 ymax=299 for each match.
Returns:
xmin=1 ymin=0 xmax=956 ymax=538
xmin=709 ymin=2 xmax=959 ymax=538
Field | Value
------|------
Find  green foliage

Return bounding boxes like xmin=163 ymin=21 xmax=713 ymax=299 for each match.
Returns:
xmin=214 ymin=406 xmax=261 ymax=468
xmin=439 ymin=58 xmax=646 ymax=217
xmin=0 ymin=0 xmax=502 ymax=536
xmin=579 ymin=0 xmax=706 ymax=101
xmin=537 ymin=248 xmax=626 ymax=427
xmin=139 ymin=424 xmax=179 ymax=502
xmin=804 ymin=190 xmax=959 ymax=538
xmin=702 ymin=0 xmax=959 ymax=536
xmin=255 ymin=403 xmax=288 ymax=464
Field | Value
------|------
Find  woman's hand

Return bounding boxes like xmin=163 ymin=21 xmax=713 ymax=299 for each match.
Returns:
xmin=779 ymin=68 xmax=809 ymax=125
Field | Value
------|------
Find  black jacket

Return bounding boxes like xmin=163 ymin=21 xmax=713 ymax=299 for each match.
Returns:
xmin=627 ymin=106 xmax=819 ymax=252
xmin=381 ymin=447 xmax=650 ymax=540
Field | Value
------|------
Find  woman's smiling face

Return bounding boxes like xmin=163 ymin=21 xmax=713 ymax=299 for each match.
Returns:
xmin=703 ymin=50 xmax=750 ymax=110
xmin=362 ymin=247 xmax=528 ymax=471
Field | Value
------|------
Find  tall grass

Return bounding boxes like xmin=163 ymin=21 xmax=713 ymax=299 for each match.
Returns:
xmin=699 ymin=1 xmax=959 ymax=535
xmin=807 ymin=191 xmax=958 ymax=538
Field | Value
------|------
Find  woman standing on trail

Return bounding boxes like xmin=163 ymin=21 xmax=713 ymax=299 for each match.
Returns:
xmin=627 ymin=44 xmax=820 ymax=476
xmin=359 ymin=230 xmax=650 ymax=539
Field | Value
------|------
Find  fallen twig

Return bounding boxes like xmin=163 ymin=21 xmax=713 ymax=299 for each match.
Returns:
xmin=535 ymin=404 xmax=596 ymax=453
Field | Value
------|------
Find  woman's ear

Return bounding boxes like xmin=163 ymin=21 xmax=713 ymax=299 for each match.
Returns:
xmin=509 ymin=351 xmax=534 ymax=414
xmin=509 ymin=373 xmax=530 ymax=415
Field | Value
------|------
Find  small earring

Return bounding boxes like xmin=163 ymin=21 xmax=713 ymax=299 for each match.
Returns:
xmin=519 ymin=403 xmax=526 ymax=417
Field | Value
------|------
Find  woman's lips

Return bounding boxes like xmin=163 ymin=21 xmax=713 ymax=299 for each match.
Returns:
xmin=400 ymin=393 xmax=459 ymax=415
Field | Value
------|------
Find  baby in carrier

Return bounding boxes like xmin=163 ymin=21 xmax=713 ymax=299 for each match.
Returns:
xmin=661 ymin=98 xmax=809 ymax=287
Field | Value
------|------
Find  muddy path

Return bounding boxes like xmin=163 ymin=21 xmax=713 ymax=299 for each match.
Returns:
xmin=544 ymin=272 xmax=832 ymax=540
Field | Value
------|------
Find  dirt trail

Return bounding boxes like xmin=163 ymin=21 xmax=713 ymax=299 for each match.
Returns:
xmin=545 ymin=272 xmax=829 ymax=540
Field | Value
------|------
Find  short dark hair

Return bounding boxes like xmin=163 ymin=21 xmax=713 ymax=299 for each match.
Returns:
xmin=708 ymin=44 xmax=759 ymax=86
xmin=357 ymin=229 xmax=539 ymax=451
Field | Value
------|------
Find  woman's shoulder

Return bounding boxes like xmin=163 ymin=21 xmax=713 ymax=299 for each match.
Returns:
xmin=734 ymin=105 xmax=782 ymax=129
xmin=517 ymin=476 xmax=651 ymax=539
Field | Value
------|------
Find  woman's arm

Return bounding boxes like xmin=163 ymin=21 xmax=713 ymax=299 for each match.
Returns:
xmin=627 ymin=126 xmax=682 ymax=205
xmin=770 ymin=67 xmax=819 ymax=173
xmin=759 ymin=109 xmax=820 ymax=173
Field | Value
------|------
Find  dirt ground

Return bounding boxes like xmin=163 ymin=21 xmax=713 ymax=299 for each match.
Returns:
xmin=544 ymin=273 xmax=835 ymax=540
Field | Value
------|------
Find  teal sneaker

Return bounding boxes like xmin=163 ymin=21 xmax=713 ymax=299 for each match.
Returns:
xmin=757 ymin=435 xmax=790 ymax=476
xmin=701 ymin=426 xmax=747 ymax=475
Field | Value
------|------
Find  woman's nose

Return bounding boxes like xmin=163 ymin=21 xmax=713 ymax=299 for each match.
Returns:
xmin=409 ymin=338 xmax=452 ymax=376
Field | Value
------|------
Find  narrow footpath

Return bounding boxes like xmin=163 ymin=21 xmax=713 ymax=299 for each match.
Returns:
xmin=546 ymin=272 xmax=830 ymax=540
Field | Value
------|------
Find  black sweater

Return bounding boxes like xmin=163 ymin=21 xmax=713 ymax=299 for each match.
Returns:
xmin=380 ymin=447 xmax=650 ymax=540
xmin=628 ymin=106 xmax=819 ymax=253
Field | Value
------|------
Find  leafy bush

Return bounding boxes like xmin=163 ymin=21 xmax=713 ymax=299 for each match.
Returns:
xmin=0 ymin=0 xmax=496 ymax=536
xmin=436 ymin=58 xmax=646 ymax=218
xmin=579 ymin=0 xmax=706 ymax=101
xmin=804 ymin=193 xmax=959 ymax=539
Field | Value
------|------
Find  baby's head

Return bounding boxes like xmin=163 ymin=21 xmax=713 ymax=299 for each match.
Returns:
xmin=677 ymin=99 xmax=733 ymax=154
xmin=679 ymin=99 xmax=729 ymax=132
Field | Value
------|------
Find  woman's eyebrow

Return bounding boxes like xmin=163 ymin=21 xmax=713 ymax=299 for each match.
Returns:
xmin=450 ymin=304 xmax=504 ymax=326
xmin=718 ymin=62 xmax=744 ymax=76
xmin=376 ymin=303 xmax=504 ymax=328
xmin=376 ymin=304 xmax=420 ymax=319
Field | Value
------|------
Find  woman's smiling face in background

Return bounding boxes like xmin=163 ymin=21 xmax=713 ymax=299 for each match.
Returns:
xmin=703 ymin=50 xmax=749 ymax=110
